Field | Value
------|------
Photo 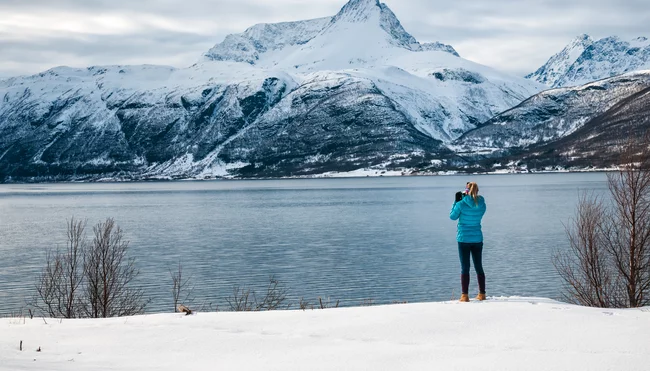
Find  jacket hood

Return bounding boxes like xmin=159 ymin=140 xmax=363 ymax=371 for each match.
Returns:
xmin=462 ymin=195 xmax=485 ymax=207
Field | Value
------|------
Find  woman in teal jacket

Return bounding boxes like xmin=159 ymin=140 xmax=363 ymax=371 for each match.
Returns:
xmin=450 ymin=182 xmax=487 ymax=302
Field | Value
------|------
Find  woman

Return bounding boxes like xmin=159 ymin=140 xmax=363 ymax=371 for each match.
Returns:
xmin=450 ymin=182 xmax=487 ymax=302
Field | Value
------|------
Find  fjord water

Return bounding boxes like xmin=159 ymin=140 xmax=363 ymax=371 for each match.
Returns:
xmin=0 ymin=174 xmax=607 ymax=315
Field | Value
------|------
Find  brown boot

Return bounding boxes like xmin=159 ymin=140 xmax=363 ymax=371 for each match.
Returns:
xmin=476 ymin=293 xmax=486 ymax=301
xmin=459 ymin=294 xmax=469 ymax=302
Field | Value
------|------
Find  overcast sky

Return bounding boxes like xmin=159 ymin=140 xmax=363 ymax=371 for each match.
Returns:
xmin=0 ymin=0 xmax=647 ymax=78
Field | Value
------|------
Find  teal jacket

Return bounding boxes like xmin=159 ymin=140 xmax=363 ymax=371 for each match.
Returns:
xmin=450 ymin=195 xmax=487 ymax=243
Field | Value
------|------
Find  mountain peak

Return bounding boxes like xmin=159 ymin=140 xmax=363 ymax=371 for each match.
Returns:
xmin=525 ymin=35 xmax=593 ymax=86
xmin=327 ymin=0 xmax=418 ymax=48
xmin=527 ymin=34 xmax=650 ymax=88
xmin=203 ymin=0 xmax=459 ymax=67
xmin=332 ymin=0 xmax=381 ymax=23
xmin=568 ymin=34 xmax=594 ymax=50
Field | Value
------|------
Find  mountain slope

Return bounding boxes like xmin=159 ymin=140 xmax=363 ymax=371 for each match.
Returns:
xmin=485 ymin=85 xmax=650 ymax=170
xmin=204 ymin=17 xmax=332 ymax=64
xmin=456 ymin=71 xmax=650 ymax=153
xmin=0 ymin=65 xmax=455 ymax=180
xmin=0 ymin=0 xmax=542 ymax=182
xmin=526 ymin=34 xmax=593 ymax=87
xmin=528 ymin=35 xmax=650 ymax=88
xmin=520 ymin=85 xmax=650 ymax=168
xmin=453 ymin=71 xmax=650 ymax=170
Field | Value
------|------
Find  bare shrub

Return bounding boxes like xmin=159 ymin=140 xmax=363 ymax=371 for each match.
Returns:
xmin=299 ymin=297 xmax=313 ymax=311
xmin=32 ymin=217 xmax=148 ymax=318
xmin=225 ymin=277 xmax=290 ymax=312
xmin=83 ymin=218 xmax=147 ymax=318
xmin=170 ymin=260 xmax=194 ymax=313
xmin=33 ymin=218 xmax=87 ymax=318
xmin=255 ymin=276 xmax=289 ymax=311
xmin=225 ymin=286 xmax=254 ymax=312
xmin=195 ymin=301 xmax=218 ymax=312
xmin=5 ymin=310 xmax=26 ymax=325
xmin=555 ymin=139 xmax=650 ymax=308
xmin=554 ymin=193 xmax=618 ymax=307
xmin=318 ymin=297 xmax=340 ymax=309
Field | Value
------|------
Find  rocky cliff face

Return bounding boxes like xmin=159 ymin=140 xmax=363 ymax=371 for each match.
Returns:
xmin=0 ymin=0 xmax=541 ymax=182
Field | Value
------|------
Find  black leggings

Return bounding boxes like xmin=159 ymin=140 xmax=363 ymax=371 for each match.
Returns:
xmin=458 ymin=242 xmax=484 ymax=275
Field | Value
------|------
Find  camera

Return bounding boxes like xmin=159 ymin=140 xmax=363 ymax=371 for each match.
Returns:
xmin=455 ymin=191 xmax=464 ymax=203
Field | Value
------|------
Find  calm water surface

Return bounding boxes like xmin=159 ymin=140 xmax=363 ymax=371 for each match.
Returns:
xmin=0 ymin=173 xmax=608 ymax=315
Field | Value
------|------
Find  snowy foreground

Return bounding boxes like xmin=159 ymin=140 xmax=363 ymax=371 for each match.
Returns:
xmin=2 ymin=297 xmax=649 ymax=371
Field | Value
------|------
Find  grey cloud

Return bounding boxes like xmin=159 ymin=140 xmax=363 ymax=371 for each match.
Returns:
xmin=0 ymin=0 xmax=647 ymax=78
xmin=0 ymin=32 xmax=212 ymax=64
xmin=0 ymin=29 xmax=217 ymax=78
xmin=0 ymin=0 xmax=339 ymax=23
xmin=387 ymin=0 xmax=649 ymax=74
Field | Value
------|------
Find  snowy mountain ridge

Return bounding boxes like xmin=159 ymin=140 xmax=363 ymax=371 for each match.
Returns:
xmin=527 ymin=34 xmax=650 ymax=87
xmin=204 ymin=17 xmax=333 ymax=64
xmin=0 ymin=0 xmax=544 ymax=181
xmin=204 ymin=0 xmax=459 ymax=66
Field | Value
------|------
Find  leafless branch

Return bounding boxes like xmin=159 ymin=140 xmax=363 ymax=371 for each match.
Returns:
xmin=225 ymin=285 xmax=254 ymax=312
xmin=82 ymin=218 xmax=148 ymax=318
xmin=32 ymin=218 xmax=87 ymax=318
xmin=170 ymin=260 xmax=194 ymax=313
xmin=255 ymin=276 xmax=289 ymax=311
xmin=555 ymin=136 xmax=650 ymax=308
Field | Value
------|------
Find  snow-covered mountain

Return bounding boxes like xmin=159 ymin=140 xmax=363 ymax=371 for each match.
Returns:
xmin=527 ymin=35 xmax=650 ymax=88
xmin=486 ymin=83 xmax=650 ymax=171
xmin=204 ymin=0 xmax=460 ymax=66
xmin=0 ymin=0 xmax=542 ymax=181
xmin=204 ymin=17 xmax=333 ymax=64
xmin=454 ymin=70 xmax=650 ymax=169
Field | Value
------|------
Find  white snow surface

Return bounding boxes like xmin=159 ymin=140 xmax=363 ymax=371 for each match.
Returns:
xmin=2 ymin=297 xmax=649 ymax=371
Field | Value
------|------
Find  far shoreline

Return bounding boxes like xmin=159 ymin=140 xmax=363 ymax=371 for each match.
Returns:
xmin=0 ymin=167 xmax=614 ymax=186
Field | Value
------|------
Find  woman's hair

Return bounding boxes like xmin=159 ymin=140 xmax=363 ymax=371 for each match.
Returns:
xmin=467 ymin=182 xmax=479 ymax=205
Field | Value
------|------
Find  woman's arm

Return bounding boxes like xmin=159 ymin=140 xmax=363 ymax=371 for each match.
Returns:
xmin=450 ymin=202 xmax=462 ymax=220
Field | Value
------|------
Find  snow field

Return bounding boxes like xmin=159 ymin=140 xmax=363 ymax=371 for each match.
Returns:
xmin=2 ymin=297 xmax=649 ymax=371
